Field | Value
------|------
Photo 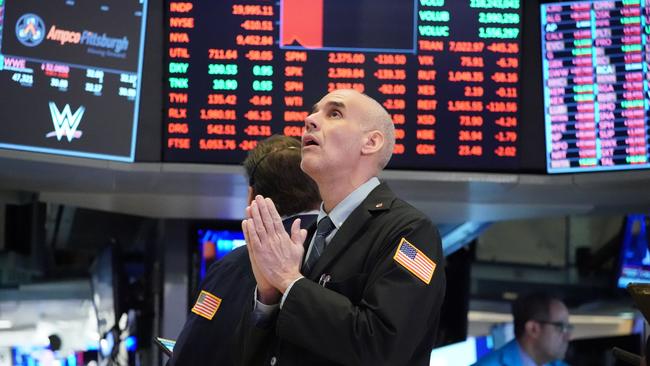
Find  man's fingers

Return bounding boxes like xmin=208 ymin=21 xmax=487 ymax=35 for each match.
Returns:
xmin=242 ymin=219 xmax=254 ymax=250
xmin=291 ymin=228 xmax=308 ymax=247
xmin=255 ymin=195 xmax=276 ymax=234
xmin=241 ymin=219 xmax=248 ymax=242
xmin=244 ymin=220 xmax=272 ymax=290
xmin=290 ymin=218 xmax=306 ymax=246
xmin=267 ymin=198 xmax=288 ymax=234
xmin=250 ymin=201 xmax=268 ymax=244
xmin=245 ymin=217 xmax=263 ymax=252
xmin=299 ymin=228 xmax=308 ymax=245
xmin=290 ymin=217 xmax=300 ymax=233
xmin=242 ymin=220 xmax=255 ymax=257
xmin=243 ymin=220 xmax=257 ymax=261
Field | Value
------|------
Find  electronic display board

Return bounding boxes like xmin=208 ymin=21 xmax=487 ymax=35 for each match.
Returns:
xmin=164 ymin=0 xmax=523 ymax=171
xmin=617 ymin=214 xmax=650 ymax=288
xmin=542 ymin=0 xmax=650 ymax=173
xmin=0 ymin=0 xmax=148 ymax=162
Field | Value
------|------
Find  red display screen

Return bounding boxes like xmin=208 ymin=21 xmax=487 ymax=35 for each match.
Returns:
xmin=164 ymin=0 xmax=523 ymax=171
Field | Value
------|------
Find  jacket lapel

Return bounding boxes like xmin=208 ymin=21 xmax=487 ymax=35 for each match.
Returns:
xmin=306 ymin=183 xmax=394 ymax=280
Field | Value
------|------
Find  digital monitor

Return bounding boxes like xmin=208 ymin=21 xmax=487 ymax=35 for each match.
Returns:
xmin=196 ymin=228 xmax=245 ymax=281
xmin=12 ymin=348 xmax=98 ymax=366
xmin=0 ymin=0 xmax=148 ymax=161
xmin=541 ymin=0 xmax=650 ymax=173
xmin=618 ymin=214 xmax=650 ymax=288
xmin=429 ymin=335 xmax=493 ymax=366
xmin=164 ymin=0 xmax=523 ymax=171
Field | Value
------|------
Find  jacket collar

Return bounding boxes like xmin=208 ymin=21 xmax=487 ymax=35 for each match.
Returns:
xmin=305 ymin=182 xmax=395 ymax=279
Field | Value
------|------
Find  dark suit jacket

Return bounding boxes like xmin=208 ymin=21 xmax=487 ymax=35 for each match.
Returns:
xmin=169 ymin=214 xmax=317 ymax=366
xmin=235 ymin=183 xmax=446 ymax=366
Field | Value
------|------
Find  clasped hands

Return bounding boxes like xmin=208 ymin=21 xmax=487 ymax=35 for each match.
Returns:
xmin=242 ymin=195 xmax=308 ymax=304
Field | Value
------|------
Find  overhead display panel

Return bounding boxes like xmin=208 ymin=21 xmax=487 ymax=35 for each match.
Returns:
xmin=164 ymin=0 xmax=523 ymax=171
xmin=542 ymin=0 xmax=650 ymax=173
xmin=0 ymin=0 xmax=148 ymax=162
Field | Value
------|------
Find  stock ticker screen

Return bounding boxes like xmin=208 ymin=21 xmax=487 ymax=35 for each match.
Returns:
xmin=542 ymin=0 xmax=650 ymax=173
xmin=0 ymin=0 xmax=147 ymax=162
xmin=164 ymin=0 xmax=523 ymax=171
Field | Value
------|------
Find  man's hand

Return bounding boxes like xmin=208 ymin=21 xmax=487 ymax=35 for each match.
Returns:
xmin=246 ymin=195 xmax=307 ymax=295
xmin=242 ymin=216 xmax=280 ymax=304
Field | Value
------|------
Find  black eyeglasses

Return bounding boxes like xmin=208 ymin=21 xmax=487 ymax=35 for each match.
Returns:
xmin=534 ymin=320 xmax=574 ymax=333
xmin=249 ymin=146 xmax=299 ymax=186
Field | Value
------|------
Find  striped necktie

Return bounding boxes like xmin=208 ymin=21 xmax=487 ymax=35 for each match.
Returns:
xmin=302 ymin=216 xmax=335 ymax=275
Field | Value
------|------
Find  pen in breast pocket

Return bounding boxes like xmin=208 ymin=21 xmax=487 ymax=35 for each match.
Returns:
xmin=318 ymin=274 xmax=331 ymax=287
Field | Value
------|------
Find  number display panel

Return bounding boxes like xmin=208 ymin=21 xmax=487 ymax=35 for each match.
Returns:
xmin=164 ymin=0 xmax=523 ymax=171
xmin=542 ymin=0 xmax=650 ymax=173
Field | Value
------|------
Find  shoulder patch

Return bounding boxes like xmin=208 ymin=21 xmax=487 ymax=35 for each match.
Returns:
xmin=191 ymin=290 xmax=222 ymax=320
xmin=393 ymin=238 xmax=436 ymax=284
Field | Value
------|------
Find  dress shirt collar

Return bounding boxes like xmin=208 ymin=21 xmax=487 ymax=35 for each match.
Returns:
xmin=516 ymin=340 xmax=540 ymax=366
xmin=316 ymin=177 xmax=380 ymax=229
xmin=282 ymin=209 xmax=320 ymax=221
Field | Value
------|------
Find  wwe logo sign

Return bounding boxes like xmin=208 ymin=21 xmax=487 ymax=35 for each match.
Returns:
xmin=47 ymin=102 xmax=85 ymax=142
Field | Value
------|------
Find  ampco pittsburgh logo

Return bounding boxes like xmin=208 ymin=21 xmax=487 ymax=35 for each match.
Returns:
xmin=46 ymin=102 xmax=85 ymax=142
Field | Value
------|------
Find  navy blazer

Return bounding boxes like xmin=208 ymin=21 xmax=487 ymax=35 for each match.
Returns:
xmin=168 ymin=214 xmax=317 ymax=366
xmin=235 ymin=183 xmax=446 ymax=366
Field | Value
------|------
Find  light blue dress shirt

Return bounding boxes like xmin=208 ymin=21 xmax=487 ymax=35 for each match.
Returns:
xmin=516 ymin=341 xmax=538 ymax=366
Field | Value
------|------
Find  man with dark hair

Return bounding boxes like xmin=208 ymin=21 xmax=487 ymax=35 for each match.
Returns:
xmin=243 ymin=135 xmax=320 ymax=217
xmin=473 ymin=292 xmax=571 ymax=366
xmin=237 ymin=89 xmax=446 ymax=365
xmin=169 ymin=135 xmax=320 ymax=366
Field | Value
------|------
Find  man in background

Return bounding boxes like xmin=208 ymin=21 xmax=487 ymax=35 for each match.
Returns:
xmin=169 ymin=135 xmax=320 ymax=366
xmin=473 ymin=292 xmax=571 ymax=366
xmin=238 ymin=89 xmax=446 ymax=365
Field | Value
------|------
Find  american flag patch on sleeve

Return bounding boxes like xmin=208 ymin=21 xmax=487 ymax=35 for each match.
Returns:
xmin=393 ymin=238 xmax=436 ymax=284
xmin=191 ymin=290 xmax=222 ymax=320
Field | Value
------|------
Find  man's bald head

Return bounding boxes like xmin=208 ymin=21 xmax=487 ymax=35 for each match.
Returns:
xmin=302 ymin=89 xmax=396 ymax=185
xmin=336 ymin=90 xmax=395 ymax=171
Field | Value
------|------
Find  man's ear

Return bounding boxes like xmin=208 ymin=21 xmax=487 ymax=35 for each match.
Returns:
xmin=361 ymin=130 xmax=384 ymax=156
xmin=525 ymin=320 xmax=541 ymax=338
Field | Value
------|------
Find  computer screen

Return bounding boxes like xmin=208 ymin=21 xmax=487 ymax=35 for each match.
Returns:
xmin=164 ymin=0 xmax=523 ymax=172
xmin=429 ymin=335 xmax=493 ymax=366
xmin=0 ymin=0 xmax=148 ymax=161
xmin=11 ymin=346 xmax=94 ymax=366
xmin=618 ymin=214 xmax=650 ymax=288
xmin=196 ymin=228 xmax=245 ymax=281
xmin=541 ymin=0 xmax=650 ymax=173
